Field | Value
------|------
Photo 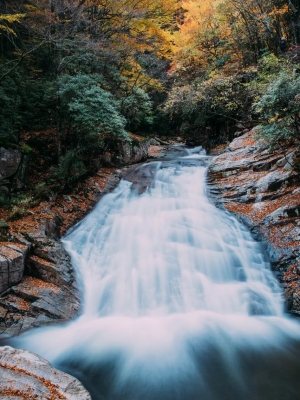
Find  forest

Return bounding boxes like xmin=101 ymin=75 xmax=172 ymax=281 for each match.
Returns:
xmin=2 ymin=2 xmax=300 ymax=398
xmin=1 ymin=0 xmax=300 ymax=198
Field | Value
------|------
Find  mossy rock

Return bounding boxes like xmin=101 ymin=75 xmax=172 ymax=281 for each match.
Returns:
xmin=0 ymin=220 xmax=9 ymax=229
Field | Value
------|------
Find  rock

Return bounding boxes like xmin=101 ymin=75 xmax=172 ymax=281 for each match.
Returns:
xmin=0 ymin=147 xmax=29 ymax=191
xmin=252 ymin=160 xmax=273 ymax=171
xmin=116 ymin=136 xmax=151 ymax=165
xmin=0 ymin=346 xmax=91 ymax=399
xmin=276 ymin=157 xmax=287 ymax=167
xmin=0 ymin=276 xmax=80 ymax=336
xmin=265 ymin=207 xmax=287 ymax=220
xmin=0 ymin=243 xmax=28 ymax=294
xmin=123 ymin=163 xmax=158 ymax=194
xmin=0 ymin=215 xmax=79 ymax=336
xmin=24 ymin=221 xmax=74 ymax=289
xmin=255 ymin=170 xmax=293 ymax=193
xmin=149 ymin=138 xmax=160 ymax=145
xmin=0 ymin=221 xmax=9 ymax=230
xmin=0 ymin=149 xmax=21 ymax=182
xmin=154 ymin=137 xmax=170 ymax=145
xmin=27 ymin=255 xmax=72 ymax=288
xmin=208 ymin=131 xmax=300 ymax=315
xmin=283 ymin=151 xmax=295 ymax=171
xmin=210 ymin=158 xmax=255 ymax=174
xmin=0 ymin=186 xmax=9 ymax=201
xmin=11 ymin=154 xmax=30 ymax=190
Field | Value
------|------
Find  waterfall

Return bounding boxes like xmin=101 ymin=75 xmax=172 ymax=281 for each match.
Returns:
xmin=11 ymin=147 xmax=300 ymax=400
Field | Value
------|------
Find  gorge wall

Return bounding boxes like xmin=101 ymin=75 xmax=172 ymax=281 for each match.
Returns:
xmin=208 ymin=132 xmax=300 ymax=315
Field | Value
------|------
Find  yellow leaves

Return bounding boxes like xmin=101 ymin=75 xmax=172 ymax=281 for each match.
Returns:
xmin=0 ymin=13 xmax=25 ymax=36
xmin=120 ymin=56 xmax=164 ymax=91
xmin=269 ymin=5 xmax=289 ymax=17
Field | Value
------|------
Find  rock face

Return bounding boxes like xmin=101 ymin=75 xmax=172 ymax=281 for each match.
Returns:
xmin=209 ymin=132 xmax=300 ymax=314
xmin=0 ymin=220 xmax=80 ymax=337
xmin=0 ymin=166 xmax=127 ymax=337
xmin=0 ymin=147 xmax=29 ymax=196
xmin=116 ymin=135 xmax=150 ymax=165
xmin=0 ymin=243 xmax=28 ymax=293
xmin=0 ymin=346 xmax=91 ymax=399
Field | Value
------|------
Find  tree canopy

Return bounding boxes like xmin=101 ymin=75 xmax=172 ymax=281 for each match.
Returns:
xmin=1 ymin=0 xmax=300 ymax=191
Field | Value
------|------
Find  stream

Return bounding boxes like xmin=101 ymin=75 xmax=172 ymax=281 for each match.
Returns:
xmin=11 ymin=146 xmax=300 ymax=399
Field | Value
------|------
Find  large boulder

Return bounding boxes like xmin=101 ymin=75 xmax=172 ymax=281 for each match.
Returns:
xmin=115 ymin=135 xmax=150 ymax=165
xmin=0 ymin=346 xmax=91 ymax=399
xmin=0 ymin=243 xmax=28 ymax=294
xmin=0 ymin=147 xmax=29 ymax=193
xmin=255 ymin=170 xmax=294 ymax=193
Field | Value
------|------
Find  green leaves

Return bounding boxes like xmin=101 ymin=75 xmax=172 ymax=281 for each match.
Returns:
xmin=121 ymin=88 xmax=154 ymax=131
xmin=58 ymin=74 xmax=129 ymax=147
xmin=253 ymin=68 xmax=300 ymax=146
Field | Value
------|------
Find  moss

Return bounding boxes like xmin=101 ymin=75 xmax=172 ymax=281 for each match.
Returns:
xmin=0 ymin=220 xmax=9 ymax=229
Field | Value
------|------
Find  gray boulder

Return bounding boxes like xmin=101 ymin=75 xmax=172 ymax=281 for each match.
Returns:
xmin=0 ymin=346 xmax=91 ymax=399
xmin=255 ymin=170 xmax=294 ymax=193
xmin=116 ymin=138 xmax=150 ymax=165
xmin=0 ymin=147 xmax=29 ymax=191
xmin=0 ymin=243 xmax=28 ymax=294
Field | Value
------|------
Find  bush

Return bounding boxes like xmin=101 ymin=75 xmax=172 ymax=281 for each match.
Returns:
xmin=164 ymin=73 xmax=254 ymax=143
xmin=253 ymin=70 xmax=300 ymax=147
xmin=58 ymin=74 xmax=129 ymax=150
xmin=121 ymin=88 xmax=153 ymax=132
xmin=51 ymin=149 xmax=87 ymax=190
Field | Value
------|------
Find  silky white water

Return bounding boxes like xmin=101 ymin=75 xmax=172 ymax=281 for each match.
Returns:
xmin=11 ymin=147 xmax=300 ymax=399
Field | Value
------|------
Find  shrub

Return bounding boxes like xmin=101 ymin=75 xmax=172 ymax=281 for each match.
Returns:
xmin=253 ymin=70 xmax=300 ymax=147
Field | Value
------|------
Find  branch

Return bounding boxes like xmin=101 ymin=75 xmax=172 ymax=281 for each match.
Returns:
xmin=0 ymin=40 xmax=46 ymax=82
xmin=288 ymin=1 xmax=298 ymax=14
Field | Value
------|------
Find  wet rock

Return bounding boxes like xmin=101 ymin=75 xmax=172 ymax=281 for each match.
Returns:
xmin=124 ymin=163 xmax=158 ymax=194
xmin=0 ymin=346 xmax=91 ymax=399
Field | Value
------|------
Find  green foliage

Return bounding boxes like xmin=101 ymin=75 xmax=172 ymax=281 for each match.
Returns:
xmin=0 ymin=75 xmax=22 ymax=144
xmin=7 ymin=194 xmax=33 ymax=221
xmin=121 ymin=88 xmax=154 ymax=131
xmin=253 ymin=69 xmax=300 ymax=147
xmin=165 ymin=73 xmax=254 ymax=142
xmin=33 ymin=182 xmax=52 ymax=200
xmin=51 ymin=149 xmax=87 ymax=190
xmin=59 ymin=74 xmax=129 ymax=148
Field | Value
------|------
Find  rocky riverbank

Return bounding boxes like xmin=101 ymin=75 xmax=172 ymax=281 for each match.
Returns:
xmin=0 ymin=136 xmax=157 ymax=338
xmin=208 ymin=131 xmax=300 ymax=314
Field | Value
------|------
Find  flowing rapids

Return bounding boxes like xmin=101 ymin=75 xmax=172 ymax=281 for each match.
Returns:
xmin=11 ymin=147 xmax=300 ymax=399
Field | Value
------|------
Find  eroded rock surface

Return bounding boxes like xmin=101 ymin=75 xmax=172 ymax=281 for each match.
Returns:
xmin=0 ymin=346 xmax=91 ymax=399
xmin=116 ymin=134 xmax=150 ymax=165
xmin=0 ymin=165 xmax=134 ymax=337
xmin=209 ymin=132 xmax=300 ymax=314
xmin=0 ymin=243 xmax=28 ymax=293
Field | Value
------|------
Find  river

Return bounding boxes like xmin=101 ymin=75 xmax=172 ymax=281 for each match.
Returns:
xmin=11 ymin=146 xmax=300 ymax=399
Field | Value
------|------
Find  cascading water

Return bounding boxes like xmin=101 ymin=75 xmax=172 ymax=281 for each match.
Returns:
xmin=10 ymin=147 xmax=300 ymax=400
